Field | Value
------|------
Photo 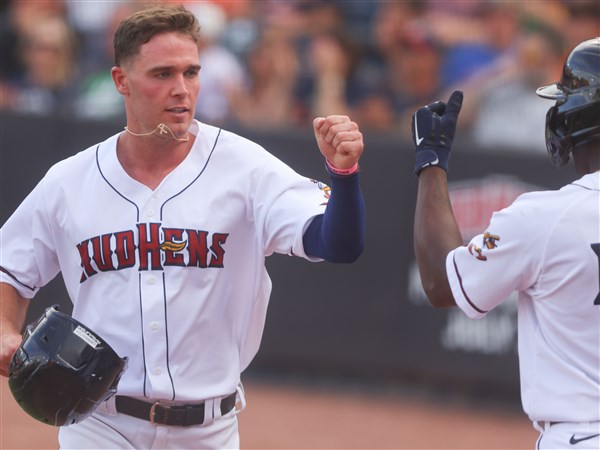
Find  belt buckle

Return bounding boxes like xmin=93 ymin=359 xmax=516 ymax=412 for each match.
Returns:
xmin=149 ymin=400 xmax=175 ymax=425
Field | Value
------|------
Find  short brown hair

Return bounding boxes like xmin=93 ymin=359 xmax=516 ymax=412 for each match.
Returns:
xmin=113 ymin=4 xmax=201 ymax=67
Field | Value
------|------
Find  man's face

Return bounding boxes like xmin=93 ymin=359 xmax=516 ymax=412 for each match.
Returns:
xmin=116 ymin=32 xmax=200 ymax=139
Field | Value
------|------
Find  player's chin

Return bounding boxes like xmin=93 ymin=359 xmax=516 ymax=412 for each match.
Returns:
xmin=168 ymin=114 xmax=193 ymax=133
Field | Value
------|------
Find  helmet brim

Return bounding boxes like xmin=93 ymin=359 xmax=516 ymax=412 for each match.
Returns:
xmin=536 ymin=83 xmax=565 ymax=99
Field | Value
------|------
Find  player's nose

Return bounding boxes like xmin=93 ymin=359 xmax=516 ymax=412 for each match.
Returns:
xmin=171 ymin=74 xmax=189 ymax=97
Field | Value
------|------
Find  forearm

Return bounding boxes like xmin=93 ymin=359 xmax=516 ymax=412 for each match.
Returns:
xmin=303 ymin=171 xmax=365 ymax=263
xmin=0 ymin=282 xmax=28 ymax=332
xmin=0 ymin=282 xmax=29 ymax=376
xmin=414 ymin=168 xmax=463 ymax=307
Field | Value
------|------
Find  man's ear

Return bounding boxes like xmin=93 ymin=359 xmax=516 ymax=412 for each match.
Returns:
xmin=111 ymin=66 xmax=128 ymax=95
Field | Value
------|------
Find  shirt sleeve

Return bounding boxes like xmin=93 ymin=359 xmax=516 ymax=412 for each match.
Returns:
xmin=255 ymin=156 xmax=330 ymax=260
xmin=0 ymin=177 xmax=60 ymax=299
xmin=445 ymin=195 xmax=544 ymax=319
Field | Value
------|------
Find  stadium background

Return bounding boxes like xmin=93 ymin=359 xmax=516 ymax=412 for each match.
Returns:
xmin=0 ymin=1 xmax=597 ymax=449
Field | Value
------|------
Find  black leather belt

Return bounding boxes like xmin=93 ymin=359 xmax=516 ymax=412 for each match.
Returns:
xmin=115 ymin=392 xmax=237 ymax=426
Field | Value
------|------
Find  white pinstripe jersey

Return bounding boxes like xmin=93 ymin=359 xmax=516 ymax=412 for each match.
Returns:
xmin=446 ymin=172 xmax=600 ymax=422
xmin=0 ymin=120 xmax=329 ymax=401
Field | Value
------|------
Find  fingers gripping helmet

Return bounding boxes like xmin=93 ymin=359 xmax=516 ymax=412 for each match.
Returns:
xmin=8 ymin=305 xmax=127 ymax=426
xmin=536 ymin=37 xmax=600 ymax=167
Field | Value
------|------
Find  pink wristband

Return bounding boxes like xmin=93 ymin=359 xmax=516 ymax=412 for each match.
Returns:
xmin=326 ymin=159 xmax=359 ymax=176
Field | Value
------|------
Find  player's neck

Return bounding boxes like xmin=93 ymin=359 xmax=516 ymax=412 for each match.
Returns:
xmin=116 ymin=133 xmax=195 ymax=190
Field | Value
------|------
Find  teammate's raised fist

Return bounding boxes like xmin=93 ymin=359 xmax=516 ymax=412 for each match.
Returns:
xmin=313 ymin=115 xmax=363 ymax=172
xmin=412 ymin=90 xmax=463 ymax=176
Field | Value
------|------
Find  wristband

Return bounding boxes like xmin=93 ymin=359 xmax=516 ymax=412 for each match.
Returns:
xmin=325 ymin=159 xmax=359 ymax=176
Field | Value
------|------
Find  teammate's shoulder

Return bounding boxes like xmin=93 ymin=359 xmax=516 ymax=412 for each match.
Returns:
xmin=567 ymin=172 xmax=600 ymax=192
xmin=507 ymin=176 xmax=590 ymax=217
xmin=516 ymin=173 xmax=598 ymax=202
xmin=509 ymin=188 xmax=560 ymax=212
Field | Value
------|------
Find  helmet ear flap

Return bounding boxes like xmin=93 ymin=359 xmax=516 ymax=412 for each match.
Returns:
xmin=545 ymin=105 xmax=572 ymax=167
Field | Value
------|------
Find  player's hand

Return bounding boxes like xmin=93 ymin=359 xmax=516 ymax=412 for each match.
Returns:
xmin=0 ymin=331 xmax=22 ymax=377
xmin=412 ymin=90 xmax=463 ymax=176
xmin=313 ymin=115 xmax=363 ymax=170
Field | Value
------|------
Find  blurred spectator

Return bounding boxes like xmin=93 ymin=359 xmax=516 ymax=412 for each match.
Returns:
xmin=208 ymin=0 xmax=259 ymax=59
xmin=364 ymin=32 xmax=444 ymax=133
xmin=187 ymin=1 xmax=246 ymax=126
xmin=297 ymin=27 xmax=367 ymax=120
xmin=1 ymin=13 xmax=81 ymax=116
xmin=519 ymin=0 xmax=570 ymax=38
xmin=336 ymin=1 xmax=378 ymax=46
xmin=0 ymin=0 xmax=587 ymax=139
xmin=0 ymin=0 xmax=67 ymax=82
xmin=74 ymin=4 xmax=139 ymax=120
xmin=167 ymin=0 xmax=259 ymax=60
xmin=461 ymin=29 xmax=565 ymax=153
xmin=229 ymin=25 xmax=302 ymax=129
xmin=416 ymin=1 xmax=523 ymax=89
xmin=65 ymin=0 xmax=130 ymax=76
xmin=261 ymin=0 xmax=345 ymax=38
xmin=391 ymin=33 xmax=444 ymax=127
xmin=444 ymin=3 xmax=519 ymax=88
xmin=349 ymin=1 xmax=446 ymax=132
xmin=257 ymin=0 xmax=350 ymax=124
xmin=560 ymin=0 xmax=600 ymax=53
xmin=366 ymin=1 xmax=423 ymax=65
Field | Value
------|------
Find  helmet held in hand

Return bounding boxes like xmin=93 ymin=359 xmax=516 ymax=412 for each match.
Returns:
xmin=8 ymin=305 xmax=127 ymax=426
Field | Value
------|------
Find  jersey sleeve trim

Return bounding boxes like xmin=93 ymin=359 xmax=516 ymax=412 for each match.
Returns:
xmin=0 ymin=266 xmax=36 ymax=292
xmin=447 ymin=251 xmax=489 ymax=318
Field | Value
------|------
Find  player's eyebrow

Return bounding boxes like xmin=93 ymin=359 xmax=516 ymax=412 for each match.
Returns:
xmin=148 ymin=64 xmax=201 ymax=74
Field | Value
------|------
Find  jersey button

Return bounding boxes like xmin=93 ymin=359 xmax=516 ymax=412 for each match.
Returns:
xmin=148 ymin=276 xmax=156 ymax=285
xmin=150 ymin=322 xmax=159 ymax=331
xmin=153 ymin=367 xmax=161 ymax=375
xmin=147 ymin=209 xmax=155 ymax=217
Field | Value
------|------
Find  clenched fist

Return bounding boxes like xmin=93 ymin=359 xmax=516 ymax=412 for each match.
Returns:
xmin=313 ymin=115 xmax=363 ymax=171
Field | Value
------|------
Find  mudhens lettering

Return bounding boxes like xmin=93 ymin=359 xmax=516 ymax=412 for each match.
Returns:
xmin=77 ymin=223 xmax=229 ymax=283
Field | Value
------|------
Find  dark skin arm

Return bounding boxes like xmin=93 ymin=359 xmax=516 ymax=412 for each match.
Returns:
xmin=411 ymin=90 xmax=465 ymax=308
xmin=414 ymin=167 xmax=464 ymax=307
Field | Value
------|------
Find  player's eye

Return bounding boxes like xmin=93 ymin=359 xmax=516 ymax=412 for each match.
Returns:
xmin=185 ymin=68 xmax=200 ymax=78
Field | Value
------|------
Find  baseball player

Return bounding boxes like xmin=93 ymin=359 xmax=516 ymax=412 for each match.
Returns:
xmin=0 ymin=5 xmax=365 ymax=449
xmin=412 ymin=38 xmax=600 ymax=449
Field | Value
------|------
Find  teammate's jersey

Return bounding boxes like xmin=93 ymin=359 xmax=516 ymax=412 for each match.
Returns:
xmin=0 ymin=120 xmax=329 ymax=401
xmin=446 ymin=172 xmax=600 ymax=422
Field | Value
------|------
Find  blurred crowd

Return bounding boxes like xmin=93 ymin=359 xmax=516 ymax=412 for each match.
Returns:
xmin=1 ymin=0 xmax=598 ymax=154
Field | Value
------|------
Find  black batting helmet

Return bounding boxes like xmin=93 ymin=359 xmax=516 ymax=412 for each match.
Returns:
xmin=536 ymin=37 xmax=600 ymax=167
xmin=8 ymin=305 xmax=127 ymax=426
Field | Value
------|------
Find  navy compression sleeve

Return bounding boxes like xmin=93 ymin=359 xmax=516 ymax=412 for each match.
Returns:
xmin=302 ymin=170 xmax=365 ymax=263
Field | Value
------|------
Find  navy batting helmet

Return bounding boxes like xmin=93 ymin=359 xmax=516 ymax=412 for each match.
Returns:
xmin=536 ymin=37 xmax=600 ymax=167
xmin=8 ymin=305 xmax=127 ymax=426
